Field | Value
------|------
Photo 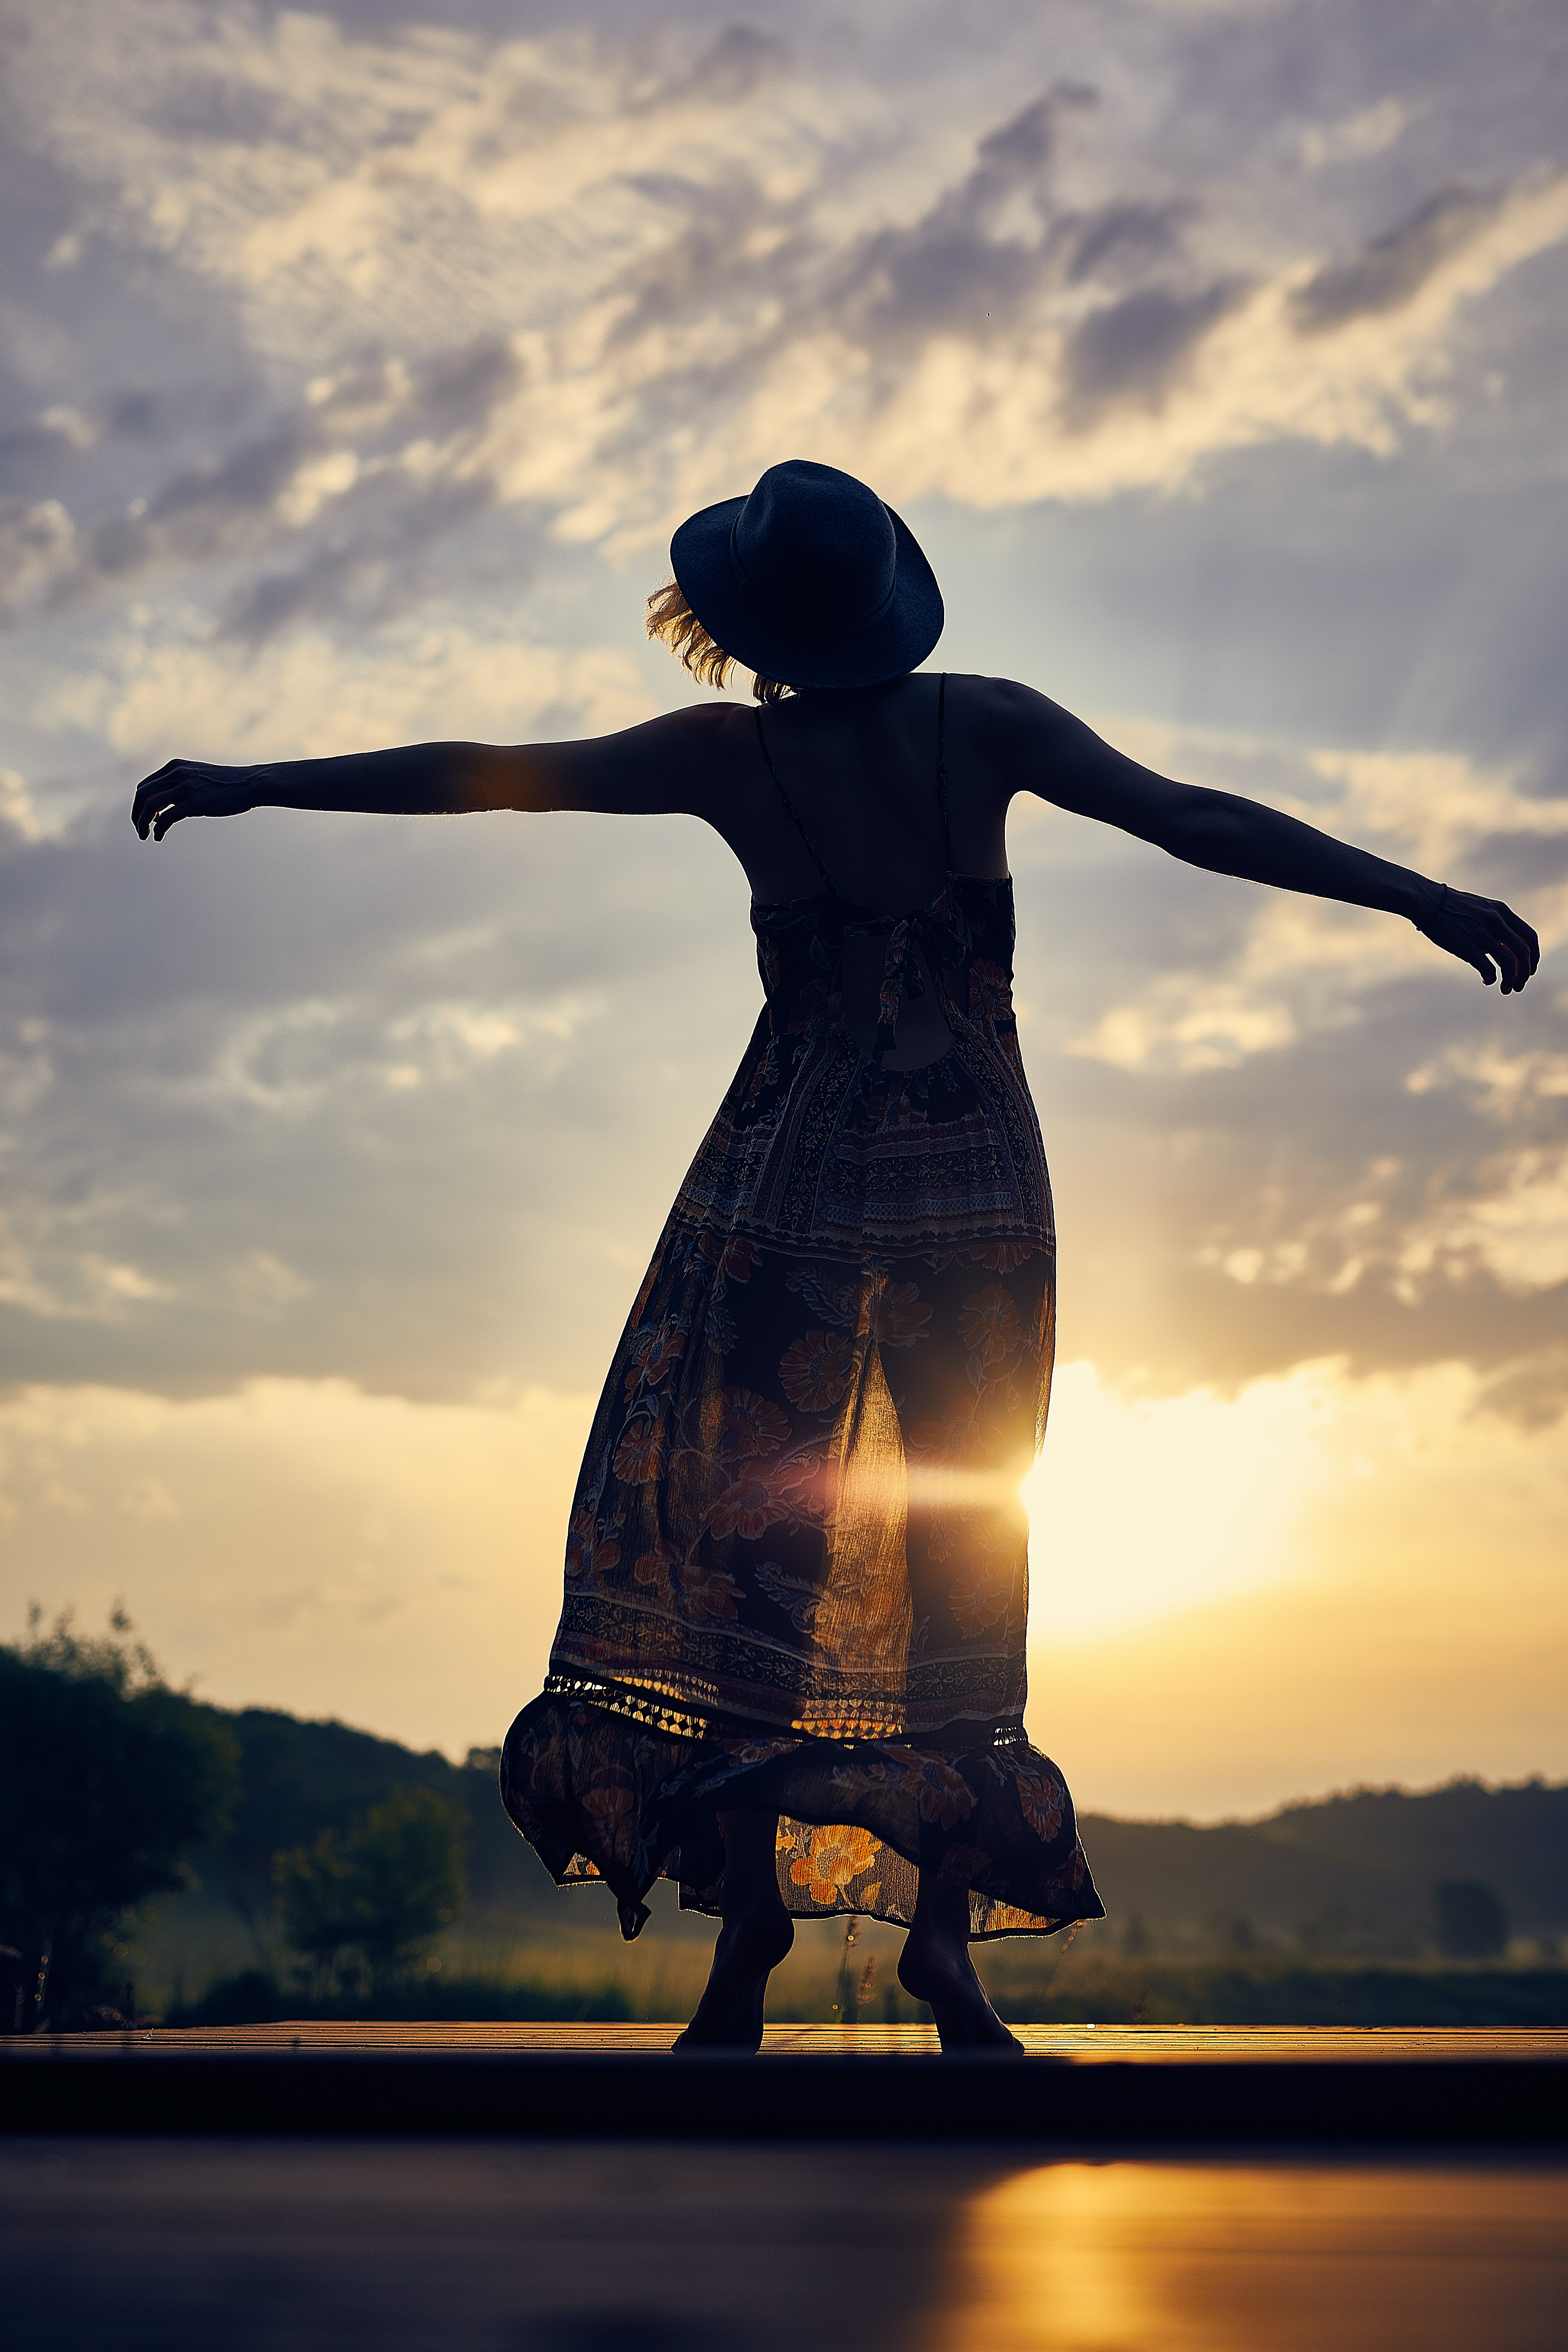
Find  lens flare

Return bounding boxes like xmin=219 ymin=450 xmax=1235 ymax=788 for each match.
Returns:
xmin=1020 ymin=1360 xmax=1321 ymax=1637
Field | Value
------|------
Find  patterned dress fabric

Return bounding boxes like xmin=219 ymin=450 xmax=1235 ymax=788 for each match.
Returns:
xmin=502 ymin=682 xmax=1103 ymax=1942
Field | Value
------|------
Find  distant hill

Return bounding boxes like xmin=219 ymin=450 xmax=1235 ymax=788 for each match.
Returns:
xmin=1078 ymin=1780 xmax=1568 ymax=1954
xmin=195 ymin=1706 xmax=561 ymax=1932
xmin=187 ymin=1703 xmax=1567 ymax=1958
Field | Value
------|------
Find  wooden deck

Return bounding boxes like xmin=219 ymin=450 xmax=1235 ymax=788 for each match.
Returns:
xmin=5 ymin=2023 xmax=1564 ymax=2143
xmin=13 ymin=2019 xmax=1563 ymax=2060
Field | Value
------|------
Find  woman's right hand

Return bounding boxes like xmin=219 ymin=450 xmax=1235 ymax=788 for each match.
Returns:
xmin=132 ymin=758 xmax=265 ymax=842
xmin=1412 ymin=878 xmax=1539 ymax=993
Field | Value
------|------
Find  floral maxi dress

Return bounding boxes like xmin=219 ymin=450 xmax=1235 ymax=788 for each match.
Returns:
xmin=501 ymin=680 xmax=1104 ymax=1941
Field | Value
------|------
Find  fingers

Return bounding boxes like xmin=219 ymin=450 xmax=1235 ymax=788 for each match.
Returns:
xmin=132 ymin=762 xmax=179 ymax=839
xmin=1495 ymin=902 xmax=1541 ymax=978
xmin=1486 ymin=930 xmax=1521 ymax=992
xmin=1486 ymin=908 xmax=1538 ymax=994
xmin=1431 ymin=888 xmax=1543 ymax=995
xmin=133 ymin=781 xmax=184 ymax=840
xmin=132 ymin=760 xmax=201 ymax=842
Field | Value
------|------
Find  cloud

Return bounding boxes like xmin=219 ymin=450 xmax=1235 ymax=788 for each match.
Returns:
xmin=0 ymin=498 xmax=75 ymax=613
xmin=1056 ymin=199 xmax=1194 ymax=289
xmin=667 ymin=22 xmax=789 ymax=108
xmin=1306 ymin=747 xmax=1568 ymax=876
xmin=572 ymin=145 xmax=1568 ymax=522
xmin=1059 ymin=277 xmax=1251 ymax=423
xmin=819 ymin=86 xmax=1097 ymax=359
xmin=1406 ymin=1043 xmax=1568 ymax=1120
xmin=215 ymin=475 xmax=499 ymax=643
xmin=188 ymin=984 xmax=603 ymax=1118
xmin=0 ymin=1204 xmax=175 ymax=1324
xmin=1397 ymin=1144 xmax=1568 ymax=1298
xmin=1299 ymin=96 xmax=1413 ymax=170
xmin=0 ymin=768 xmax=43 ymax=840
xmin=1479 ymin=1342 xmax=1568 ymax=1431
xmin=1193 ymin=1137 xmax=1568 ymax=1318
xmin=10 ymin=6 xmax=1565 ymax=593
xmin=384 ymin=992 xmax=602 ymax=1086
xmin=0 ymin=406 xmax=96 ymax=494
xmin=96 ymin=618 xmax=652 ymax=763
xmin=1291 ymin=186 xmax=1504 ymax=333
xmin=19 ymin=338 xmax=527 ymax=630
xmin=79 ymin=425 xmax=312 ymax=588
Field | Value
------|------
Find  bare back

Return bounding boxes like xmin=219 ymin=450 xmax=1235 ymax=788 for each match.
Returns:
xmin=709 ymin=673 xmax=1009 ymax=910
xmin=712 ymin=677 xmax=1001 ymax=1066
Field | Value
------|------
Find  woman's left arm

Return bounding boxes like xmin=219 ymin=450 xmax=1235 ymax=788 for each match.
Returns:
xmin=131 ymin=707 xmax=740 ymax=840
xmin=1004 ymin=685 xmax=1540 ymax=995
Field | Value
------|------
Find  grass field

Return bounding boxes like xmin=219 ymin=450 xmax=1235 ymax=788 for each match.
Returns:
xmin=144 ymin=1887 xmax=1568 ymax=2032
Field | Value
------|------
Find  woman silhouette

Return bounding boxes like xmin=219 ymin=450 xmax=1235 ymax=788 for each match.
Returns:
xmin=134 ymin=459 xmax=1538 ymax=2052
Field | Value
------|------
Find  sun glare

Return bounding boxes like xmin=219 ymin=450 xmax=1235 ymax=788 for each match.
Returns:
xmin=1021 ymin=1361 xmax=1322 ymax=1638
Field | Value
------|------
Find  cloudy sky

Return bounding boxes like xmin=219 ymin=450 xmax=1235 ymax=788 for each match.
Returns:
xmin=2 ymin=0 xmax=1564 ymax=1817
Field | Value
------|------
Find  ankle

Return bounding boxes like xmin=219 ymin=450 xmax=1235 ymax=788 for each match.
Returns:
xmin=903 ymin=1919 xmax=968 ymax=1965
xmin=899 ymin=1926 xmax=976 ymax=1995
xmin=718 ymin=1900 xmax=793 ymax=1949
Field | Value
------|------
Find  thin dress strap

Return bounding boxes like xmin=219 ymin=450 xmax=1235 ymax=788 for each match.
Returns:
xmin=936 ymin=672 xmax=955 ymax=878
xmin=755 ymin=710 xmax=837 ymax=899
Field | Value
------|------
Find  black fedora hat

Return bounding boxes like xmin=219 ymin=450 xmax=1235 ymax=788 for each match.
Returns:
xmin=670 ymin=458 xmax=943 ymax=690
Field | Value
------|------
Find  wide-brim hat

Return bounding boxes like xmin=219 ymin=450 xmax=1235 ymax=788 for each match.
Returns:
xmin=670 ymin=458 xmax=943 ymax=690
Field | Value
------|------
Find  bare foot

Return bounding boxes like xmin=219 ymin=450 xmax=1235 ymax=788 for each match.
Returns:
xmin=672 ymin=1907 xmax=794 ymax=2053
xmin=899 ymin=1939 xmax=1023 ymax=2054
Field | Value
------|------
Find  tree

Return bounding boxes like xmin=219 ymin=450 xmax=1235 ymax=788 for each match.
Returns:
xmin=0 ymin=1607 xmax=240 ymax=2029
xmin=1434 ymin=1879 xmax=1509 ymax=1960
xmin=276 ymin=1785 xmax=467 ymax=1999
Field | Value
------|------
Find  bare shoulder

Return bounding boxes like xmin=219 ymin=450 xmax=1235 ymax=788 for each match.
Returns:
xmin=631 ymin=696 xmax=758 ymax=808
xmin=517 ymin=696 xmax=757 ymax=817
xmin=943 ymin=671 xmax=1077 ymax=803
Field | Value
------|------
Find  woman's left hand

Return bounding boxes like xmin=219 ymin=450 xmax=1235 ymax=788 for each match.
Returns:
xmin=132 ymin=759 xmax=265 ymax=842
xmin=1414 ymin=881 xmax=1540 ymax=993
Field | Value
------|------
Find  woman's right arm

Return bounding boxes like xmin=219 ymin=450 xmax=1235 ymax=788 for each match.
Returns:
xmin=979 ymin=677 xmax=1539 ymax=995
xmin=131 ymin=706 xmax=748 ymax=840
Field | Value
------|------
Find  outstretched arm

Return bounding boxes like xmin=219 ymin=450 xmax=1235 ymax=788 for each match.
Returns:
xmin=997 ymin=683 xmax=1539 ymax=994
xmin=131 ymin=706 xmax=742 ymax=841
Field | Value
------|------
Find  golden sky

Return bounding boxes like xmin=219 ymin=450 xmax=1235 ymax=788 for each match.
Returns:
xmin=1 ymin=0 xmax=1564 ymax=1815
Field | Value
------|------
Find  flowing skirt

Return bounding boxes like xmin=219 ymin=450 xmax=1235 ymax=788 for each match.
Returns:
xmin=501 ymin=1176 xmax=1102 ymax=1939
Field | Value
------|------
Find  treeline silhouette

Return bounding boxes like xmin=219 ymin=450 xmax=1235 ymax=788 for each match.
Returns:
xmin=1 ymin=1609 xmax=237 ymax=2031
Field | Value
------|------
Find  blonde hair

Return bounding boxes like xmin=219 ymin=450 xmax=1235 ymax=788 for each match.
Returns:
xmin=646 ymin=578 xmax=792 ymax=703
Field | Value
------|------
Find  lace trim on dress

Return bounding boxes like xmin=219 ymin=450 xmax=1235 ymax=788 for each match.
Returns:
xmin=543 ymin=1669 xmax=1031 ymax=1752
xmin=542 ymin=1671 xmax=715 ymax=1741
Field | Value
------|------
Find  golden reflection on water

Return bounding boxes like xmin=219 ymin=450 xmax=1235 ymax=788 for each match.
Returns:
xmin=934 ymin=2164 xmax=1568 ymax=2352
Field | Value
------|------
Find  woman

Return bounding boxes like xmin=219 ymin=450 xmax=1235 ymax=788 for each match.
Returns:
xmin=134 ymin=459 xmax=1538 ymax=2052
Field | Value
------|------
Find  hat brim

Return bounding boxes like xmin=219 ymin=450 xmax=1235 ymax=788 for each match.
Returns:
xmin=670 ymin=496 xmax=944 ymax=691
